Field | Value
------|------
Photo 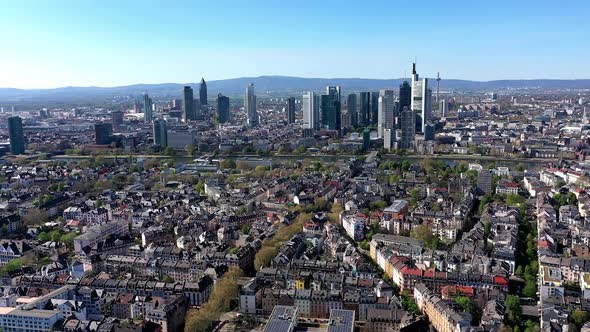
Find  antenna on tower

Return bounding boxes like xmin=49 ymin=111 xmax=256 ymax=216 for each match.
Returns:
xmin=436 ymin=72 xmax=441 ymax=103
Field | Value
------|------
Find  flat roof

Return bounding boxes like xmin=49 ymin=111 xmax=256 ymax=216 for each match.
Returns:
xmin=327 ymin=309 xmax=355 ymax=332
xmin=264 ymin=305 xmax=298 ymax=332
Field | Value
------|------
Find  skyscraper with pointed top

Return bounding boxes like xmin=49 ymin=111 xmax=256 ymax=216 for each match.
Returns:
xmin=199 ymin=78 xmax=207 ymax=106
xmin=245 ymin=83 xmax=258 ymax=127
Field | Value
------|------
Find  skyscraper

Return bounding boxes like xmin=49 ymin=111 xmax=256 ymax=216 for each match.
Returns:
xmin=199 ymin=78 xmax=207 ymax=106
xmin=440 ymin=99 xmax=448 ymax=118
xmin=321 ymin=86 xmax=341 ymax=133
xmin=410 ymin=63 xmax=432 ymax=133
xmin=217 ymin=94 xmax=230 ymax=123
xmin=286 ymin=97 xmax=296 ymax=124
xmin=111 ymin=111 xmax=123 ymax=129
xmin=377 ymin=89 xmax=395 ymax=138
xmin=347 ymin=94 xmax=357 ymax=127
xmin=370 ymin=92 xmax=379 ymax=125
xmin=94 ymin=123 xmax=113 ymax=145
xmin=182 ymin=86 xmax=195 ymax=122
xmin=400 ymin=106 xmax=415 ymax=149
xmin=399 ymin=81 xmax=411 ymax=111
xmin=359 ymin=92 xmax=370 ymax=126
xmin=143 ymin=93 xmax=153 ymax=123
xmin=153 ymin=119 xmax=168 ymax=148
xmin=362 ymin=128 xmax=371 ymax=151
xmin=302 ymin=91 xmax=319 ymax=130
xmin=7 ymin=116 xmax=25 ymax=154
xmin=193 ymin=98 xmax=202 ymax=120
xmin=245 ymin=83 xmax=258 ymax=127
xmin=383 ymin=128 xmax=395 ymax=151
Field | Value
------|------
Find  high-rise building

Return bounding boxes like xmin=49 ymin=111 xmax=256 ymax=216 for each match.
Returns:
xmin=326 ymin=86 xmax=341 ymax=103
xmin=302 ymin=91 xmax=319 ymax=130
xmin=383 ymin=128 xmax=395 ymax=151
xmin=172 ymin=99 xmax=182 ymax=110
xmin=400 ymin=106 xmax=415 ymax=149
xmin=399 ymin=81 xmax=411 ymax=111
xmin=7 ymin=116 xmax=25 ymax=154
xmin=193 ymin=98 xmax=202 ymax=120
xmin=143 ymin=93 xmax=153 ymax=123
xmin=370 ymin=92 xmax=379 ymax=125
xmin=245 ymin=83 xmax=258 ymax=127
xmin=199 ymin=78 xmax=207 ymax=106
xmin=217 ymin=94 xmax=230 ymax=123
xmin=182 ymin=86 xmax=195 ymax=122
xmin=347 ymin=94 xmax=357 ymax=127
xmin=286 ymin=97 xmax=296 ymax=124
xmin=153 ymin=119 xmax=168 ymax=148
xmin=377 ymin=89 xmax=395 ymax=138
xmin=410 ymin=63 xmax=432 ymax=133
xmin=321 ymin=86 xmax=341 ymax=133
xmin=111 ymin=111 xmax=124 ymax=129
xmin=362 ymin=128 xmax=371 ymax=151
xmin=359 ymin=92 xmax=371 ymax=126
xmin=440 ymin=99 xmax=448 ymax=118
xmin=94 ymin=123 xmax=113 ymax=145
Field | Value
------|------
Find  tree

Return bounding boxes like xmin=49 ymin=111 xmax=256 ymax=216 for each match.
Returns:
xmin=572 ymin=310 xmax=590 ymax=329
xmin=162 ymin=274 xmax=174 ymax=283
xmin=163 ymin=147 xmax=176 ymax=157
xmin=410 ymin=225 xmax=434 ymax=244
xmin=504 ymin=295 xmax=522 ymax=326
xmin=23 ymin=208 xmax=49 ymax=226
xmin=455 ymin=296 xmax=473 ymax=313
xmin=401 ymin=293 xmax=420 ymax=315
xmin=185 ymin=144 xmax=197 ymax=157
xmin=38 ymin=231 xmax=51 ymax=242
xmin=220 ymin=159 xmax=237 ymax=169
xmin=420 ymin=158 xmax=435 ymax=173
xmin=241 ymin=224 xmax=250 ymax=235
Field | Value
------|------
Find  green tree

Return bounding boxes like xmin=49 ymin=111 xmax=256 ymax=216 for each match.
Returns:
xmin=163 ymin=147 xmax=176 ymax=156
xmin=572 ymin=310 xmax=590 ymax=329
xmin=504 ymin=295 xmax=522 ymax=326
xmin=185 ymin=144 xmax=197 ymax=157
xmin=162 ymin=274 xmax=174 ymax=283
xmin=410 ymin=225 xmax=433 ymax=244
xmin=241 ymin=224 xmax=250 ymax=235
xmin=455 ymin=296 xmax=473 ymax=313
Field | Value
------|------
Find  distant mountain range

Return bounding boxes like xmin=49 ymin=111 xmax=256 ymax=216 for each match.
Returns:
xmin=1 ymin=76 xmax=590 ymax=102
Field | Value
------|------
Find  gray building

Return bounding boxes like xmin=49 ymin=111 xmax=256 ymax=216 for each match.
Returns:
xmin=7 ymin=116 xmax=25 ymax=154
xmin=302 ymin=91 xmax=319 ymax=130
xmin=182 ymin=86 xmax=195 ymax=122
xmin=347 ymin=93 xmax=357 ymax=127
xmin=245 ymin=83 xmax=258 ymax=127
xmin=153 ymin=119 xmax=168 ymax=148
xmin=217 ymin=94 xmax=230 ymax=123
xmin=286 ymin=97 xmax=296 ymax=124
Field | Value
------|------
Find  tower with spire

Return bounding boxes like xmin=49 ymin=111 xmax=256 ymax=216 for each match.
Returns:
xmin=199 ymin=78 xmax=207 ymax=106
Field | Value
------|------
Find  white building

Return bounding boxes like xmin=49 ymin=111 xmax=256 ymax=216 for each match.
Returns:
xmin=341 ymin=213 xmax=366 ymax=241
xmin=377 ymin=90 xmax=395 ymax=138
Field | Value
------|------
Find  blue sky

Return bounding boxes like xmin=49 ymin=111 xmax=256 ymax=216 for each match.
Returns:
xmin=0 ymin=0 xmax=588 ymax=88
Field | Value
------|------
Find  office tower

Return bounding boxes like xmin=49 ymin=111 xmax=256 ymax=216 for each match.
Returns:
xmin=245 ymin=83 xmax=258 ymax=127
xmin=383 ymin=128 xmax=394 ymax=151
xmin=326 ymin=86 xmax=341 ymax=103
xmin=399 ymin=81 xmax=411 ymax=111
xmin=286 ymin=97 xmax=296 ymax=124
xmin=424 ymin=123 xmax=435 ymax=141
xmin=143 ymin=93 xmax=153 ymax=123
xmin=193 ymin=98 xmax=202 ymax=120
xmin=347 ymin=94 xmax=358 ymax=127
xmin=362 ymin=128 xmax=371 ymax=151
xmin=359 ymin=92 xmax=370 ymax=126
xmin=440 ymin=99 xmax=448 ymax=118
xmin=320 ymin=95 xmax=341 ymax=132
xmin=94 ymin=123 xmax=113 ymax=145
xmin=377 ymin=89 xmax=395 ymax=138
xmin=7 ymin=116 xmax=25 ymax=154
xmin=217 ymin=94 xmax=230 ymax=123
xmin=182 ymin=86 xmax=195 ymax=122
xmin=303 ymin=92 xmax=319 ymax=130
xmin=341 ymin=112 xmax=351 ymax=129
xmin=153 ymin=119 xmax=168 ymax=148
xmin=410 ymin=63 xmax=433 ymax=133
xmin=111 ymin=111 xmax=124 ymax=128
xmin=400 ymin=107 xmax=415 ymax=149
xmin=370 ymin=92 xmax=379 ymax=125
xmin=199 ymin=78 xmax=207 ymax=106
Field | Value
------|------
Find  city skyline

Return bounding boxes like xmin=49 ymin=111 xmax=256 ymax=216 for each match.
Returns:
xmin=1 ymin=0 xmax=589 ymax=88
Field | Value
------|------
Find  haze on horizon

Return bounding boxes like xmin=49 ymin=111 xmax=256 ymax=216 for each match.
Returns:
xmin=1 ymin=0 xmax=588 ymax=89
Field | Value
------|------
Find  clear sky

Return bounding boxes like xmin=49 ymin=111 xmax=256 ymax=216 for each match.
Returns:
xmin=1 ymin=0 xmax=588 ymax=88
